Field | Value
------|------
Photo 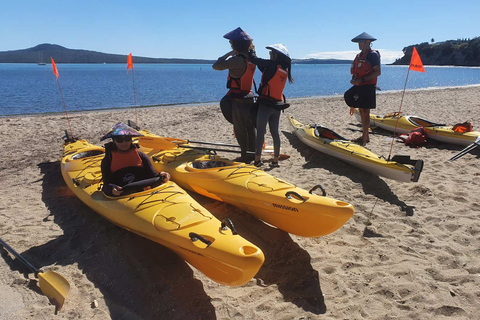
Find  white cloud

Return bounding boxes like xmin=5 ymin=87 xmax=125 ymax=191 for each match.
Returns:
xmin=304 ymin=49 xmax=404 ymax=64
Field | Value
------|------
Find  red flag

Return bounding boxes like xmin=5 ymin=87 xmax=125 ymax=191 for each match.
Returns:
xmin=51 ymin=57 xmax=59 ymax=78
xmin=127 ymin=53 xmax=133 ymax=73
xmin=409 ymin=47 xmax=425 ymax=73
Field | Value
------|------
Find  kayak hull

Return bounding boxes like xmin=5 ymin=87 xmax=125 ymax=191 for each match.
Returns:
xmin=137 ymin=132 xmax=354 ymax=238
xmin=61 ymin=139 xmax=264 ymax=286
xmin=289 ymin=116 xmax=423 ymax=183
xmin=355 ymin=111 xmax=480 ymax=147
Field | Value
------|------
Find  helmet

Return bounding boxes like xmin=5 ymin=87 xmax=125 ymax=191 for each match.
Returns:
xmin=100 ymin=122 xmax=144 ymax=141
xmin=223 ymin=27 xmax=253 ymax=41
xmin=266 ymin=43 xmax=290 ymax=59
xmin=351 ymin=32 xmax=377 ymax=43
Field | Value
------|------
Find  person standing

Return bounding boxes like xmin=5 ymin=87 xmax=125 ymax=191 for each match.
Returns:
xmin=248 ymin=44 xmax=293 ymax=167
xmin=212 ymin=27 xmax=256 ymax=163
xmin=344 ymin=32 xmax=381 ymax=146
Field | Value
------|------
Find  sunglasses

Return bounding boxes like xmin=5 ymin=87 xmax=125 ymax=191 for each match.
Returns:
xmin=114 ymin=136 xmax=132 ymax=143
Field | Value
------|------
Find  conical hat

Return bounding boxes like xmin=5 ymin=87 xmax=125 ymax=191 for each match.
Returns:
xmin=351 ymin=32 xmax=377 ymax=42
xmin=100 ymin=122 xmax=144 ymax=141
xmin=223 ymin=27 xmax=253 ymax=41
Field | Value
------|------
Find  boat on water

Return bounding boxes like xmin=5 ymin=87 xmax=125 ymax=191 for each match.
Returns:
xmin=354 ymin=110 xmax=480 ymax=147
xmin=289 ymin=116 xmax=423 ymax=183
xmin=61 ymin=136 xmax=265 ymax=286
xmin=135 ymin=131 xmax=354 ymax=238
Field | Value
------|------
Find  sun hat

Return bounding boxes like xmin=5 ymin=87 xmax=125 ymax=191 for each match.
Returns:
xmin=351 ymin=32 xmax=377 ymax=42
xmin=266 ymin=44 xmax=290 ymax=59
xmin=100 ymin=122 xmax=144 ymax=141
xmin=223 ymin=27 xmax=253 ymax=41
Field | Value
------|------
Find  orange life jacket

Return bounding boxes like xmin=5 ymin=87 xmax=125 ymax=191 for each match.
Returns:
xmin=110 ymin=148 xmax=143 ymax=173
xmin=259 ymin=65 xmax=288 ymax=102
xmin=351 ymin=49 xmax=379 ymax=86
xmin=227 ymin=54 xmax=256 ymax=95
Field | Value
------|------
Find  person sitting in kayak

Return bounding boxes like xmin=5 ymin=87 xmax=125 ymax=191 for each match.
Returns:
xmin=100 ymin=123 xmax=170 ymax=196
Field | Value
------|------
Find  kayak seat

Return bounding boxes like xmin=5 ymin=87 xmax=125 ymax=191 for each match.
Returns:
xmin=191 ymin=161 xmax=231 ymax=169
xmin=312 ymin=125 xmax=347 ymax=141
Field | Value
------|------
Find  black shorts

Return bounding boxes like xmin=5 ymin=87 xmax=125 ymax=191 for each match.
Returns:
xmin=344 ymin=84 xmax=376 ymax=109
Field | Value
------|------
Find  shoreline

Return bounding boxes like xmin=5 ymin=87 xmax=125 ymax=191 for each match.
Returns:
xmin=2 ymin=83 xmax=480 ymax=119
xmin=1 ymin=85 xmax=480 ymax=319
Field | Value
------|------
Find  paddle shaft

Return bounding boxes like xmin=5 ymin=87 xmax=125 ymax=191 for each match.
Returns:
xmin=179 ymin=145 xmax=253 ymax=154
xmin=187 ymin=140 xmax=241 ymax=148
xmin=0 ymin=238 xmax=39 ymax=275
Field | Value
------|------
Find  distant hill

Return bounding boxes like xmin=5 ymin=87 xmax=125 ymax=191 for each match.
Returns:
xmin=391 ymin=37 xmax=480 ymax=66
xmin=0 ymin=44 xmax=216 ymax=64
xmin=0 ymin=43 xmax=352 ymax=65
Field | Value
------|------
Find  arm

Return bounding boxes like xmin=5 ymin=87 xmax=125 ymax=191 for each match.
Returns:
xmin=212 ymin=52 xmax=244 ymax=71
xmin=101 ymin=157 xmax=120 ymax=196
xmin=139 ymin=152 xmax=171 ymax=183
xmin=247 ymin=50 xmax=274 ymax=72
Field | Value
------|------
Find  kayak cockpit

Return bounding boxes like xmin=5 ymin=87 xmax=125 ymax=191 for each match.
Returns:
xmin=311 ymin=124 xmax=348 ymax=141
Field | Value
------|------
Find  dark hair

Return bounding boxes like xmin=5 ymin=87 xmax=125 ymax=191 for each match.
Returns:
xmin=275 ymin=52 xmax=294 ymax=84
xmin=230 ymin=40 xmax=253 ymax=54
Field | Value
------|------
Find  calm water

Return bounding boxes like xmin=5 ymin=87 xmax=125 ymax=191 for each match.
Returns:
xmin=1 ymin=63 xmax=480 ymax=116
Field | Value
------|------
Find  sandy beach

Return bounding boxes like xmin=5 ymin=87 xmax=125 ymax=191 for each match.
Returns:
xmin=1 ymin=86 xmax=479 ymax=319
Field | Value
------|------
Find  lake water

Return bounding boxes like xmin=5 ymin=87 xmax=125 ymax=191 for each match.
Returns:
xmin=1 ymin=63 xmax=480 ymax=116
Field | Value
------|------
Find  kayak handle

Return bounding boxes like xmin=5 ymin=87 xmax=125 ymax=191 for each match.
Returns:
xmin=309 ymin=184 xmax=327 ymax=196
xmin=189 ymin=233 xmax=212 ymax=247
xmin=285 ymin=191 xmax=307 ymax=202
xmin=221 ymin=218 xmax=238 ymax=235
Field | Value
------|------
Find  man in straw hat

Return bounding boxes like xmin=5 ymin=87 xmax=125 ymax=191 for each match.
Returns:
xmin=344 ymin=32 xmax=381 ymax=146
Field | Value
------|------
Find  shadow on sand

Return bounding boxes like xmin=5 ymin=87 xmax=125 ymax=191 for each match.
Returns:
xmin=197 ymin=196 xmax=327 ymax=315
xmin=16 ymin=161 xmax=216 ymax=319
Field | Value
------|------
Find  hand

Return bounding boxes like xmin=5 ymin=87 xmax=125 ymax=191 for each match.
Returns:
xmin=112 ymin=185 xmax=123 ymax=196
xmin=160 ymin=172 xmax=171 ymax=182
xmin=349 ymin=107 xmax=355 ymax=116
xmin=350 ymin=78 xmax=362 ymax=85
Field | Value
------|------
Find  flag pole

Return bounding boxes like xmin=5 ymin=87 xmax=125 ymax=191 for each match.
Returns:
xmin=387 ymin=67 xmax=410 ymax=160
xmin=127 ymin=53 xmax=138 ymax=125
xmin=51 ymin=58 xmax=73 ymax=137
xmin=386 ymin=47 xmax=424 ymax=160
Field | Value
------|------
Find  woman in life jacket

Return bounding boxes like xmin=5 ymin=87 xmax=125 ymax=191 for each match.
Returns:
xmin=212 ymin=27 xmax=257 ymax=163
xmin=248 ymin=43 xmax=294 ymax=167
xmin=100 ymin=123 xmax=170 ymax=196
xmin=344 ymin=32 xmax=381 ymax=146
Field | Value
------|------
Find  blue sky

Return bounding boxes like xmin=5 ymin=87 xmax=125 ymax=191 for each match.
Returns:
xmin=2 ymin=0 xmax=479 ymax=63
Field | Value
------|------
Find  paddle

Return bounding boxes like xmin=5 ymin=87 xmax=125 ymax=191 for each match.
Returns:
xmin=136 ymin=135 xmax=290 ymax=160
xmin=0 ymin=238 xmax=70 ymax=311
xmin=449 ymin=136 xmax=480 ymax=161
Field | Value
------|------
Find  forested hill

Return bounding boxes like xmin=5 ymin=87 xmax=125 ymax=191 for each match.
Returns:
xmin=392 ymin=37 xmax=480 ymax=66
xmin=0 ymin=43 xmax=352 ymax=64
xmin=0 ymin=44 xmax=216 ymax=64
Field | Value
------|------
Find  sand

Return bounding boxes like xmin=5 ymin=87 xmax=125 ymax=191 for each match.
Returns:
xmin=1 ymin=86 xmax=479 ymax=320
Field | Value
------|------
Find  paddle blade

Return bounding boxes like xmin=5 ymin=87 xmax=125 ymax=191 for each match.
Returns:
xmin=38 ymin=270 xmax=70 ymax=311
xmin=136 ymin=136 xmax=187 ymax=150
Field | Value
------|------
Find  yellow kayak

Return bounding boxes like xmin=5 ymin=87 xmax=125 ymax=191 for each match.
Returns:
xmin=354 ymin=110 xmax=480 ymax=147
xmin=136 ymin=132 xmax=354 ymax=238
xmin=61 ymin=138 xmax=264 ymax=286
xmin=289 ymin=116 xmax=423 ymax=183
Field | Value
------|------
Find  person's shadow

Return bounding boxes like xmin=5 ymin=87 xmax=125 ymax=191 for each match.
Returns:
xmin=195 ymin=197 xmax=327 ymax=314
xmin=13 ymin=161 xmax=216 ymax=319
xmin=284 ymin=130 xmax=414 ymax=216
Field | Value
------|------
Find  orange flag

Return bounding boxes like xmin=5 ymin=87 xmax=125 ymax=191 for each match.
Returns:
xmin=127 ymin=53 xmax=133 ymax=73
xmin=51 ymin=57 xmax=59 ymax=78
xmin=409 ymin=47 xmax=425 ymax=73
